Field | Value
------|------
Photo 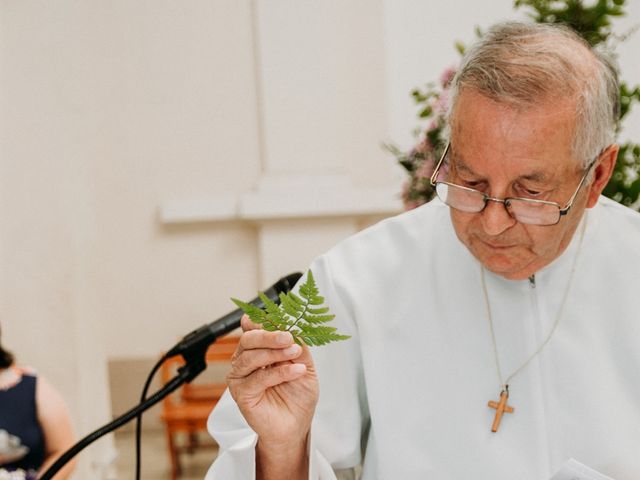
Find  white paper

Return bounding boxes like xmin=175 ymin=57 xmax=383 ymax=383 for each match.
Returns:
xmin=550 ymin=458 xmax=615 ymax=480
xmin=0 ymin=429 xmax=28 ymax=464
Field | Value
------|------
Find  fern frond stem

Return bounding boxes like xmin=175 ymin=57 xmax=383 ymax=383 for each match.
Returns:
xmin=286 ymin=299 xmax=311 ymax=333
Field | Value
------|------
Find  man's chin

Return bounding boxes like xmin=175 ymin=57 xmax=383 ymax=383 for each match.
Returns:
xmin=472 ymin=249 xmax=534 ymax=280
xmin=482 ymin=262 xmax=532 ymax=280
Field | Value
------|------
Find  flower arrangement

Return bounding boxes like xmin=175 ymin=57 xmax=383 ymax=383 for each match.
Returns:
xmin=391 ymin=0 xmax=640 ymax=211
xmin=387 ymin=66 xmax=455 ymax=209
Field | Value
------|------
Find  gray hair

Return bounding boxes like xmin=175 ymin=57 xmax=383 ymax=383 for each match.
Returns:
xmin=447 ymin=21 xmax=620 ymax=167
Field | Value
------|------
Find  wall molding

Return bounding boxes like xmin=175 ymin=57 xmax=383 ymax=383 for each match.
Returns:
xmin=160 ymin=174 xmax=403 ymax=224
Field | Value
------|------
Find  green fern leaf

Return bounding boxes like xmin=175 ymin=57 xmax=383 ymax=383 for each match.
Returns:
xmin=297 ymin=325 xmax=351 ymax=346
xmin=231 ymin=298 xmax=267 ymax=325
xmin=279 ymin=292 xmax=304 ymax=317
xmin=262 ymin=322 xmax=279 ymax=332
xmin=288 ymin=291 xmax=305 ymax=305
xmin=259 ymin=291 xmax=290 ymax=327
xmin=301 ymin=313 xmax=336 ymax=324
xmin=306 ymin=306 xmax=330 ymax=314
xmin=231 ymin=269 xmax=350 ymax=347
xmin=259 ymin=291 xmax=281 ymax=317
xmin=299 ymin=271 xmax=320 ymax=298
xmin=308 ymin=296 xmax=325 ymax=306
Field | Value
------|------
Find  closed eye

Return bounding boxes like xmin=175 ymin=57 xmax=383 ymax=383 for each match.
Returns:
xmin=515 ymin=183 xmax=546 ymax=198
xmin=458 ymin=178 xmax=486 ymax=191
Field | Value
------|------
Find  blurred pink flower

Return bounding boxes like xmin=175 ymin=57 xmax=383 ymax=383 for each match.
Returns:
xmin=414 ymin=155 xmax=436 ymax=180
xmin=440 ymin=66 xmax=457 ymax=88
xmin=414 ymin=137 xmax=434 ymax=155
xmin=396 ymin=66 xmax=457 ymax=210
xmin=432 ymin=89 xmax=450 ymax=116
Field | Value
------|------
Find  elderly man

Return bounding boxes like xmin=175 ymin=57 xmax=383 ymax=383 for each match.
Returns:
xmin=206 ymin=22 xmax=640 ymax=479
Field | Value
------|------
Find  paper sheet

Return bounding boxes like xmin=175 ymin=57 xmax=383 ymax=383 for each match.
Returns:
xmin=550 ymin=458 xmax=615 ymax=480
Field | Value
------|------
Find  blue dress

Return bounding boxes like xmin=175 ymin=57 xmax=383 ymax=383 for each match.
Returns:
xmin=0 ymin=372 xmax=46 ymax=473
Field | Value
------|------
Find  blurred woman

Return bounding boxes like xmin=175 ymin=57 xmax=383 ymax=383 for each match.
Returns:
xmin=0 ymin=325 xmax=75 ymax=479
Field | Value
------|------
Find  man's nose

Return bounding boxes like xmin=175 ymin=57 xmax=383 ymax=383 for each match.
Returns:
xmin=480 ymin=199 xmax=516 ymax=236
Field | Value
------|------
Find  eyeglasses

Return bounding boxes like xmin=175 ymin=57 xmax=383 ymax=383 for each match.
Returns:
xmin=429 ymin=142 xmax=597 ymax=226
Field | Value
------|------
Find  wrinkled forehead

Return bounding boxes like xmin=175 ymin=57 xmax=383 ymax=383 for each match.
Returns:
xmin=450 ymin=95 xmax=577 ymax=146
xmin=448 ymin=90 xmax=581 ymax=169
xmin=450 ymin=86 xmax=578 ymax=126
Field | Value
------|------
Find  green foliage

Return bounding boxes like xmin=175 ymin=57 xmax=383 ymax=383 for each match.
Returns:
xmin=231 ymin=270 xmax=350 ymax=347
xmin=602 ymin=142 xmax=640 ymax=207
xmin=514 ymin=0 xmax=626 ymax=46
xmin=620 ymin=82 xmax=640 ymax=121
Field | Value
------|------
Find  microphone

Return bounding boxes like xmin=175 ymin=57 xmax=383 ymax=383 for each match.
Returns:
xmin=166 ymin=272 xmax=303 ymax=358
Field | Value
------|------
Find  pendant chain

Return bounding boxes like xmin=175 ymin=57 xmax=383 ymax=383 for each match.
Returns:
xmin=481 ymin=213 xmax=588 ymax=391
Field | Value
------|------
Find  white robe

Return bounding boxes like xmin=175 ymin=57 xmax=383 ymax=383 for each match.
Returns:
xmin=205 ymin=196 xmax=640 ymax=480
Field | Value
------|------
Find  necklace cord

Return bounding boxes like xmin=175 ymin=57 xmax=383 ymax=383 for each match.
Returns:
xmin=481 ymin=213 xmax=588 ymax=391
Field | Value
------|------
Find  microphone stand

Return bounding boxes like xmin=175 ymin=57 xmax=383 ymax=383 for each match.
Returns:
xmin=39 ymin=343 xmax=211 ymax=480
xmin=40 ymin=271 xmax=302 ymax=480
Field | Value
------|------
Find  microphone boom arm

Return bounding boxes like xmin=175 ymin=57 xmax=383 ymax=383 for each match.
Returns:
xmin=40 ymin=365 xmax=193 ymax=480
xmin=39 ymin=272 xmax=303 ymax=480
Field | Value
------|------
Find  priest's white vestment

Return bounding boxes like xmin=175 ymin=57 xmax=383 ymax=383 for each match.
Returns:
xmin=205 ymin=196 xmax=640 ymax=480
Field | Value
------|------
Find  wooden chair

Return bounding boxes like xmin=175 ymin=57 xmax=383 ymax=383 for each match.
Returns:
xmin=159 ymin=335 xmax=240 ymax=479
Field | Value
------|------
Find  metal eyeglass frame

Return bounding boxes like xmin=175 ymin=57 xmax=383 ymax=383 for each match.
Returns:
xmin=429 ymin=142 xmax=598 ymax=226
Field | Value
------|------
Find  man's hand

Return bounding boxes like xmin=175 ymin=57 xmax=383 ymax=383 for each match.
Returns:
xmin=227 ymin=314 xmax=319 ymax=479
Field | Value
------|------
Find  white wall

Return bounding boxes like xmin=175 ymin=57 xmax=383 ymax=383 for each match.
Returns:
xmin=0 ymin=2 xmax=115 ymax=476
xmin=1 ymin=0 xmax=638 ymax=477
xmin=0 ymin=0 xmax=396 ymax=476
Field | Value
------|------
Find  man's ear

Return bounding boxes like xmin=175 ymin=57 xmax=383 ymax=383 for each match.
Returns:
xmin=586 ymin=144 xmax=618 ymax=208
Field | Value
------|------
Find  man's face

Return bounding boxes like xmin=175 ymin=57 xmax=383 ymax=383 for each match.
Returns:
xmin=447 ymin=90 xmax=594 ymax=280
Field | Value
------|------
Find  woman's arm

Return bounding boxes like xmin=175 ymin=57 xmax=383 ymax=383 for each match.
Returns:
xmin=35 ymin=376 xmax=76 ymax=479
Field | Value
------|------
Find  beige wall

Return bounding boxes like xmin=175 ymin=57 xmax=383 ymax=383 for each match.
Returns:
xmin=0 ymin=1 xmax=395 ymax=477
xmin=1 ymin=1 xmax=638 ymax=478
xmin=0 ymin=1 xmax=264 ymax=476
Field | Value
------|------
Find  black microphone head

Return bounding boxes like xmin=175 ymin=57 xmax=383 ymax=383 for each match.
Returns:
xmin=274 ymin=272 xmax=303 ymax=294
xmin=166 ymin=272 xmax=304 ymax=359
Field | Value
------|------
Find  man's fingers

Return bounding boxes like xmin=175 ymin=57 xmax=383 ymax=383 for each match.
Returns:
xmin=231 ymin=362 xmax=308 ymax=399
xmin=233 ymin=320 xmax=315 ymax=378
xmin=240 ymin=314 xmax=262 ymax=332
xmin=230 ymin=343 xmax=302 ymax=378
xmin=233 ymin=319 xmax=304 ymax=377
xmin=240 ymin=328 xmax=294 ymax=350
